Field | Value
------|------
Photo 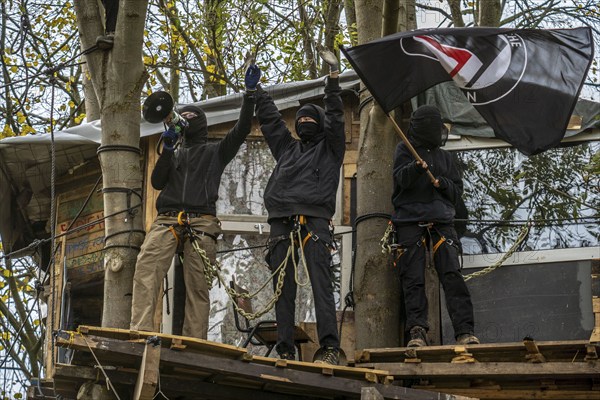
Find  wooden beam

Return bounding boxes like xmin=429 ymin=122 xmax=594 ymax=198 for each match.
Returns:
xmin=56 ymin=334 xmax=471 ymax=400
xmin=436 ymin=388 xmax=600 ymax=400
xmin=53 ymin=364 xmax=319 ymax=400
xmin=133 ymin=340 xmax=161 ymax=400
xmin=357 ymin=340 xmax=591 ymax=363
xmin=372 ymin=361 xmax=600 ymax=379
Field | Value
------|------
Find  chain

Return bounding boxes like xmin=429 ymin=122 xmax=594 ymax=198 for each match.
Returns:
xmin=463 ymin=222 xmax=531 ymax=281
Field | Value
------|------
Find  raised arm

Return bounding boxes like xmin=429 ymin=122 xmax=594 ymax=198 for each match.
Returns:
xmin=319 ymin=46 xmax=345 ymax=160
xmin=254 ymin=85 xmax=294 ymax=161
xmin=218 ymin=92 xmax=256 ymax=164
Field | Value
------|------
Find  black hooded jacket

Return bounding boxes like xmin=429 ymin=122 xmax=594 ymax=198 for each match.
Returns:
xmin=391 ymin=143 xmax=463 ymax=224
xmin=255 ymin=77 xmax=345 ymax=221
xmin=151 ymin=92 xmax=255 ymax=215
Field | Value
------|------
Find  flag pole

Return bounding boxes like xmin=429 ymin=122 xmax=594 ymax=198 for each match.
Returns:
xmin=385 ymin=113 xmax=437 ymax=184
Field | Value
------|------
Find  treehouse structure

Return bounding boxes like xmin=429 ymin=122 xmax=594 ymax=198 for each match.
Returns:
xmin=0 ymin=71 xmax=598 ymax=400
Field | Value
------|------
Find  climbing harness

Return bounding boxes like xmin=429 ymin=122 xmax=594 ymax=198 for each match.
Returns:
xmin=173 ymin=213 xmax=326 ymax=321
xmin=380 ymin=220 xmax=532 ymax=279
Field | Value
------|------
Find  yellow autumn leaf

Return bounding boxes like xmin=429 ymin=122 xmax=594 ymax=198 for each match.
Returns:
xmin=33 ymin=319 xmax=40 ymax=327
xmin=158 ymin=43 xmax=168 ymax=51
xmin=10 ymin=65 xmax=17 ymax=73
xmin=3 ymin=269 xmax=11 ymax=277
xmin=68 ymin=100 xmax=75 ymax=108
xmin=21 ymin=125 xmax=36 ymax=135
xmin=16 ymin=112 xmax=26 ymax=123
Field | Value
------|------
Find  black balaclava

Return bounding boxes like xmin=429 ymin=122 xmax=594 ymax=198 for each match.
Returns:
xmin=295 ymin=103 xmax=326 ymax=143
xmin=178 ymin=105 xmax=208 ymax=147
xmin=408 ymin=105 xmax=446 ymax=150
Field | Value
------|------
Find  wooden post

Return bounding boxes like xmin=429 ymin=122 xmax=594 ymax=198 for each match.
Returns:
xmin=133 ymin=339 xmax=161 ymax=400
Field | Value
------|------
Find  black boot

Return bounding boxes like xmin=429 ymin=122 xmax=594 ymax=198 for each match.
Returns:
xmin=407 ymin=326 xmax=428 ymax=347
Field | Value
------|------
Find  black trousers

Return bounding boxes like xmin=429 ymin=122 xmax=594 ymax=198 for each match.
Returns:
xmin=267 ymin=217 xmax=340 ymax=355
xmin=395 ymin=223 xmax=474 ymax=338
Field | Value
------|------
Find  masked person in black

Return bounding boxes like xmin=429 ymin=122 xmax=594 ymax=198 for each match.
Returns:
xmin=392 ymin=105 xmax=479 ymax=347
xmin=130 ymin=65 xmax=261 ymax=339
xmin=254 ymin=50 xmax=344 ymax=364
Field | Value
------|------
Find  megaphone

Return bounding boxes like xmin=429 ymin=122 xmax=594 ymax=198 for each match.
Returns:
xmin=142 ymin=91 xmax=188 ymax=132
xmin=143 ymin=91 xmax=174 ymax=123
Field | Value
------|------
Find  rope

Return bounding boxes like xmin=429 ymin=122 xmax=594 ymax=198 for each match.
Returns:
xmin=79 ymin=333 xmax=122 ymax=400
xmin=463 ymin=222 xmax=531 ymax=282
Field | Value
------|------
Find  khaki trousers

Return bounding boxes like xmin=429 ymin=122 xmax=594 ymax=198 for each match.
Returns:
xmin=130 ymin=214 xmax=221 ymax=339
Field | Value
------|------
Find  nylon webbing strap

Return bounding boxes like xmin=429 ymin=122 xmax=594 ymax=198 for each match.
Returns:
xmin=432 ymin=236 xmax=446 ymax=255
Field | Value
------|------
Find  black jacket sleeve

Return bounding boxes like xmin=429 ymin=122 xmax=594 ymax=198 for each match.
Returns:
xmin=435 ymin=153 xmax=464 ymax=206
xmin=393 ymin=143 xmax=425 ymax=190
xmin=217 ymin=92 xmax=255 ymax=164
xmin=151 ymin=149 xmax=174 ymax=190
xmin=254 ymin=85 xmax=294 ymax=161
xmin=323 ymin=77 xmax=345 ymax=161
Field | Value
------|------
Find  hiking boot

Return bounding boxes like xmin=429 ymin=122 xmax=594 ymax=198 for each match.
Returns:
xmin=96 ymin=32 xmax=115 ymax=50
xmin=407 ymin=326 xmax=428 ymax=347
xmin=278 ymin=351 xmax=295 ymax=360
xmin=456 ymin=333 xmax=480 ymax=345
xmin=314 ymin=346 xmax=340 ymax=365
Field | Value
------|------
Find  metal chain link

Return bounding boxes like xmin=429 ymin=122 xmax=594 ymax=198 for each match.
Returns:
xmin=187 ymin=226 xmax=310 ymax=321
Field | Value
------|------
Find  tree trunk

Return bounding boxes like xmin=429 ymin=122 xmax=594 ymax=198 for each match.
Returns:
xmin=353 ymin=0 xmax=405 ymax=350
xmin=447 ymin=0 xmax=465 ymax=27
xmin=344 ymin=0 xmax=358 ymax=47
xmin=74 ymin=0 xmax=148 ymax=328
xmin=478 ymin=0 xmax=502 ymax=27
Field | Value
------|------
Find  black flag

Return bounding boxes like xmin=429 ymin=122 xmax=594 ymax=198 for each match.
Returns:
xmin=341 ymin=27 xmax=594 ymax=155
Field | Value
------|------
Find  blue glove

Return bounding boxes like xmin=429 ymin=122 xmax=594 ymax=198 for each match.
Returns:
xmin=161 ymin=126 xmax=179 ymax=151
xmin=245 ymin=64 xmax=261 ymax=91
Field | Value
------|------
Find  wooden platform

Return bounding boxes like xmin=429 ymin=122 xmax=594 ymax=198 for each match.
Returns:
xmin=34 ymin=325 xmax=475 ymax=400
xmin=355 ymin=339 xmax=600 ymax=400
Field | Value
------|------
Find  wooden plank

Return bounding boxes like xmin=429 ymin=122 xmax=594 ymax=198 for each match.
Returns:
xmin=57 ymin=210 xmax=105 ymax=237
xmin=357 ymin=340 xmax=592 ymax=363
xmin=77 ymin=325 xmax=247 ymax=358
xmin=524 ymin=338 xmax=546 ymax=363
xmin=371 ymin=361 xmax=600 ymax=379
xmin=57 ymin=333 xmax=469 ymax=400
xmin=344 ymin=150 xmax=358 ymax=165
xmin=248 ymin=354 xmax=391 ymax=382
xmin=436 ymin=388 xmax=599 ymax=400
xmin=133 ymin=340 xmax=161 ymax=400
xmin=54 ymin=364 xmax=313 ymax=400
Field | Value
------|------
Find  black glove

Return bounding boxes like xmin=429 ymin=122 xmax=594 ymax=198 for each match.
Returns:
xmin=245 ymin=64 xmax=261 ymax=91
xmin=161 ymin=126 xmax=179 ymax=151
